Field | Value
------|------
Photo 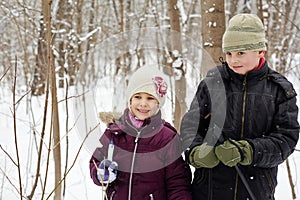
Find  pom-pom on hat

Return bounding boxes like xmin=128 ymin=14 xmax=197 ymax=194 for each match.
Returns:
xmin=222 ymin=13 xmax=267 ymax=52
xmin=126 ymin=66 xmax=168 ymax=108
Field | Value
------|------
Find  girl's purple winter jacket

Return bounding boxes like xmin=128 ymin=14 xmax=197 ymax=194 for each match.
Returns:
xmin=90 ymin=109 xmax=192 ymax=200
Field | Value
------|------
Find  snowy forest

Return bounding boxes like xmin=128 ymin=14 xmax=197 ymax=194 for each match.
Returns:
xmin=0 ymin=0 xmax=299 ymax=199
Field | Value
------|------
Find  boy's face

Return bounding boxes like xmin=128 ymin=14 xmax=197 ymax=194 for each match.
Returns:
xmin=130 ymin=92 xmax=159 ymax=120
xmin=225 ymin=51 xmax=265 ymax=75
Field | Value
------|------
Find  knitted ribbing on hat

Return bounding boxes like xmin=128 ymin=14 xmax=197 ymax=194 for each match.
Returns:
xmin=222 ymin=13 xmax=267 ymax=52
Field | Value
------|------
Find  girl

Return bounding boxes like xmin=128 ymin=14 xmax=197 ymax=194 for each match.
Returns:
xmin=90 ymin=66 xmax=192 ymax=200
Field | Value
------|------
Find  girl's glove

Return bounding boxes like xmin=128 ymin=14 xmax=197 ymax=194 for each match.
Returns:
xmin=215 ymin=139 xmax=253 ymax=167
xmin=97 ymin=159 xmax=118 ymax=184
xmin=189 ymin=143 xmax=220 ymax=168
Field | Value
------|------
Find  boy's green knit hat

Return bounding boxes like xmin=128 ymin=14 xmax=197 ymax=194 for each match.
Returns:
xmin=222 ymin=13 xmax=267 ymax=52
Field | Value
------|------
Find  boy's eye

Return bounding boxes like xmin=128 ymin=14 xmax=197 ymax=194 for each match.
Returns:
xmin=226 ymin=52 xmax=232 ymax=55
xmin=237 ymin=52 xmax=245 ymax=55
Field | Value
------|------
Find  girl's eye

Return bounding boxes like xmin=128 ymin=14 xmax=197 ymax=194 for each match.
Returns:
xmin=147 ymin=96 xmax=155 ymax=100
xmin=238 ymin=52 xmax=245 ymax=55
xmin=133 ymin=95 xmax=141 ymax=99
xmin=226 ymin=52 xmax=232 ymax=55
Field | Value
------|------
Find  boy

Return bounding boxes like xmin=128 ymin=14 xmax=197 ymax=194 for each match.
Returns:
xmin=180 ymin=13 xmax=299 ymax=199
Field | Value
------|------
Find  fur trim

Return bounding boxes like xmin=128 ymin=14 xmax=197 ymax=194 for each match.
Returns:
xmin=98 ymin=112 xmax=122 ymax=124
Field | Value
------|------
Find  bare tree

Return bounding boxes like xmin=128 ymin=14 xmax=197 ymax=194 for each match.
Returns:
xmin=167 ymin=0 xmax=187 ymax=130
xmin=0 ymin=1 xmax=299 ymax=199
xmin=43 ymin=0 xmax=62 ymax=199
xmin=12 ymin=57 xmax=23 ymax=199
xmin=201 ymin=0 xmax=225 ymax=74
xmin=266 ymin=1 xmax=300 ymax=74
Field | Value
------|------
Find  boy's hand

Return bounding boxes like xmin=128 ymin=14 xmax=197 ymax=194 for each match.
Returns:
xmin=215 ymin=139 xmax=253 ymax=167
xmin=189 ymin=143 xmax=219 ymax=168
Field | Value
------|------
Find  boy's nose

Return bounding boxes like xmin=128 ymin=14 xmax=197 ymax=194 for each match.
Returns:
xmin=231 ymin=57 xmax=239 ymax=64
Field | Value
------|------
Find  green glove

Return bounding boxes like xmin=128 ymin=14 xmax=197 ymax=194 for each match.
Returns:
xmin=189 ymin=143 xmax=220 ymax=168
xmin=215 ymin=139 xmax=253 ymax=167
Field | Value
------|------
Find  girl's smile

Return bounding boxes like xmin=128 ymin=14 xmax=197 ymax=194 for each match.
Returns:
xmin=130 ymin=92 xmax=159 ymax=120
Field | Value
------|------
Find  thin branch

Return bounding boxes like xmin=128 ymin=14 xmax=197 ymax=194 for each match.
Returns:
xmin=0 ymin=166 xmax=23 ymax=198
xmin=52 ymin=114 xmax=81 ymax=150
xmin=15 ymin=89 xmax=32 ymax=105
xmin=41 ymin=107 xmax=53 ymax=200
xmin=45 ymin=123 xmax=100 ymax=200
xmin=57 ymin=90 xmax=89 ymax=104
xmin=0 ymin=145 xmax=17 ymax=167
xmin=286 ymin=159 xmax=296 ymax=199
xmin=12 ymin=56 xmax=23 ymax=199
xmin=269 ymin=2 xmax=300 ymax=31
xmin=63 ymin=79 xmax=69 ymax=197
xmin=27 ymin=50 xmax=51 ymax=200
xmin=0 ymin=65 xmax=12 ymax=82
xmin=92 ymin=160 xmax=109 ymax=200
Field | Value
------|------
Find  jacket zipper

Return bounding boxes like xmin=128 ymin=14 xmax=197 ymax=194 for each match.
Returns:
xmin=234 ymin=75 xmax=248 ymax=200
xmin=110 ymin=191 xmax=115 ymax=200
xmin=128 ymin=130 xmax=140 ymax=200
xmin=126 ymin=120 xmax=145 ymax=200
xmin=241 ymin=74 xmax=247 ymax=138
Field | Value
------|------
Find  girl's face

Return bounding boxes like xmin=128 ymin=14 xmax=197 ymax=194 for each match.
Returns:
xmin=130 ymin=92 xmax=159 ymax=120
xmin=225 ymin=51 xmax=265 ymax=75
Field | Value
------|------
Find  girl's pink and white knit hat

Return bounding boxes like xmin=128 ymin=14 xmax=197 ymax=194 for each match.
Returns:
xmin=126 ymin=66 xmax=168 ymax=108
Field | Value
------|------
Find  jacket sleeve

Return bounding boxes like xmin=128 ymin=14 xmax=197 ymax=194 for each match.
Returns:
xmin=89 ymin=130 xmax=111 ymax=186
xmin=164 ymin=134 xmax=192 ymax=200
xmin=180 ymin=80 xmax=211 ymax=151
xmin=248 ymin=81 xmax=299 ymax=168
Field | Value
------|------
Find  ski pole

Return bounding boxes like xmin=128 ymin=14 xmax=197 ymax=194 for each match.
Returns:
xmin=216 ymin=129 xmax=257 ymax=200
xmin=234 ymin=165 xmax=257 ymax=200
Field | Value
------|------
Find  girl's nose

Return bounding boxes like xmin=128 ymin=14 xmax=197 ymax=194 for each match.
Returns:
xmin=139 ymin=99 xmax=147 ymax=106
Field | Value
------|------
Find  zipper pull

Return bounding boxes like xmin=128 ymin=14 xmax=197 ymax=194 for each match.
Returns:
xmin=135 ymin=131 xmax=141 ymax=143
xmin=243 ymin=75 xmax=247 ymax=91
xmin=107 ymin=140 xmax=114 ymax=161
xmin=149 ymin=194 xmax=154 ymax=200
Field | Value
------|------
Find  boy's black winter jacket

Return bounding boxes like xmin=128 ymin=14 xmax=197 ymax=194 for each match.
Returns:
xmin=180 ymin=61 xmax=299 ymax=200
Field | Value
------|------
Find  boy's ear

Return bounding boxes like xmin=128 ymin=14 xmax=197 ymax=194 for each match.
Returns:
xmin=258 ymin=50 xmax=265 ymax=57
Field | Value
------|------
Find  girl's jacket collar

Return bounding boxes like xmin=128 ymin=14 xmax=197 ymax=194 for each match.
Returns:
xmin=108 ymin=108 xmax=165 ymax=138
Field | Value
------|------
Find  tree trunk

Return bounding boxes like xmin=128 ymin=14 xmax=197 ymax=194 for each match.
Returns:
xmin=167 ymin=0 xmax=187 ymax=130
xmin=201 ymin=0 xmax=225 ymax=74
xmin=32 ymin=18 xmax=47 ymax=96
xmin=43 ymin=0 xmax=62 ymax=199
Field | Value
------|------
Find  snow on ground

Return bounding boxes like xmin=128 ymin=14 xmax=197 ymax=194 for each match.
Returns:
xmin=1 ymin=71 xmax=300 ymax=199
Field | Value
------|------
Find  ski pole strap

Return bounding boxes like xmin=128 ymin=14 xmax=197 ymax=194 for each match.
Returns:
xmin=227 ymin=138 xmax=245 ymax=162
